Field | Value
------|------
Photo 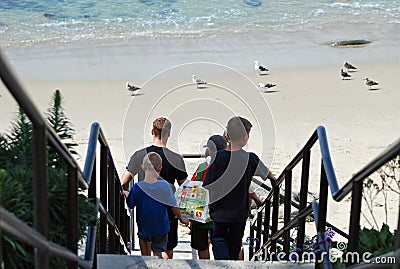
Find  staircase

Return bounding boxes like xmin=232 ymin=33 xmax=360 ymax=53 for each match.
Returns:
xmin=97 ymin=254 xmax=314 ymax=269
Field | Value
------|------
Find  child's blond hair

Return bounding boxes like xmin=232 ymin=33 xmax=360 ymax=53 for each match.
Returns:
xmin=143 ymin=152 xmax=162 ymax=172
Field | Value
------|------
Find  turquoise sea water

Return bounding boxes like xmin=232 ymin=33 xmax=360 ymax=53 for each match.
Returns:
xmin=1 ymin=0 xmax=399 ymax=47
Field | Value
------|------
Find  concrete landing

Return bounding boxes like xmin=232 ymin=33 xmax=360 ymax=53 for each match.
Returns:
xmin=97 ymin=254 xmax=314 ymax=269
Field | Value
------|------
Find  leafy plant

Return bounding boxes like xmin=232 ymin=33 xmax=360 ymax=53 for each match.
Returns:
xmin=0 ymin=90 xmax=96 ymax=268
xmin=358 ymin=223 xmax=396 ymax=257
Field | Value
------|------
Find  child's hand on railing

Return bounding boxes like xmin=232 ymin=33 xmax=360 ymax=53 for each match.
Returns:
xmin=179 ymin=216 xmax=190 ymax=226
xmin=122 ymin=190 xmax=130 ymax=199
xmin=185 ymin=221 xmax=192 ymax=234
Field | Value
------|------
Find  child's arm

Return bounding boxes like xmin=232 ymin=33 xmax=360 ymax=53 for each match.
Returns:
xmin=125 ymin=185 xmax=136 ymax=209
xmin=171 ymin=206 xmax=190 ymax=226
xmin=267 ymin=170 xmax=277 ymax=182
xmin=250 ymin=191 xmax=263 ymax=207
xmin=254 ymin=155 xmax=277 ymax=183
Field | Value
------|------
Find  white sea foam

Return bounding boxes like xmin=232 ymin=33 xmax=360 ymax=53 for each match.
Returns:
xmin=0 ymin=0 xmax=399 ymax=47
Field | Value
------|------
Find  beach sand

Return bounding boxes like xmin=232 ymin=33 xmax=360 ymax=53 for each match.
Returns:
xmin=1 ymin=29 xmax=399 ymax=257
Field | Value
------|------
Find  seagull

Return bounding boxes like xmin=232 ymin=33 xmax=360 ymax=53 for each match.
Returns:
xmin=341 ymin=69 xmax=351 ymax=80
xmin=254 ymin=60 xmax=269 ymax=75
xmin=364 ymin=78 xmax=379 ymax=90
xmin=126 ymin=82 xmax=140 ymax=95
xmin=192 ymin=75 xmax=207 ymax=88
xmin=258 ymin=82 xmax=276 ymax=89
xmin=344 ymin=61 xmax=357 ymax=71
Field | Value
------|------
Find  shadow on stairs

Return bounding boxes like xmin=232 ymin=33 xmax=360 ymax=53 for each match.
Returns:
xmin=98 ymin=254 xmax=314 ymax=269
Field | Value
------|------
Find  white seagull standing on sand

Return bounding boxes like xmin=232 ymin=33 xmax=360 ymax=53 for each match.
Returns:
xmin=126 ymin=82 xmax=140 ymax=95
xmin=341 ymin=69 xmax=351 ymax=80
xmin=192 ymin=75 xmax=207 ymax=88
xmin=258 ymin=82 xmax=276 ymax=89
xmin=364 ymin=78 xmax=379 ymax=90
xmin=254 ymin=60 xmax=269 ymax=75
xmin=344 ymin=61 xmax=357 ymax=71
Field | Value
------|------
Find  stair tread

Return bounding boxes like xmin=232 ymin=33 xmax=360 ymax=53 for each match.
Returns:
xmin=97 ymin=254 xmax=314 ymax=269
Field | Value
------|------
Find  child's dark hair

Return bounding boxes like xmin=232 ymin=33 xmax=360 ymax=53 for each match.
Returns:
xmin=226 ymin=116 xmax=252 ymax=142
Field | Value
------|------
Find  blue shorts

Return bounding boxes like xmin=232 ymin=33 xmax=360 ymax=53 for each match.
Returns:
xmin=138 ymin=233 xmax=168 ymax=253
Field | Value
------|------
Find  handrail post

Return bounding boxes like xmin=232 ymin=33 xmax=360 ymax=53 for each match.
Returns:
xmin=283 ymin=170 xmax=292 ymax=258
xmin=67 ymin=166 xmax=78 ymax=269
xmin=249 ymin=224 xmax=255 ymax=259
xmin=88 ymin=158 xmax=97 ymax=262
xmin=316 ymin=163 xmax=330 ymax=268
xmin=114 ymin=178 xmax=121 ymax=253
xmin=33 ymin=125 xmax=49 ymax=269
xmin=99 ymin=145 xmax=108 ymax=254
xmin=88 ymin=158 xmax=96 ymax=200
xmin=125 ymin=212 xmax=130 ymax=254
xmin=270 ymin=182 xmax=280 ymax=260
xmin=108 ymin=166 xmax=116 ymax=253
xmin=119 ymin=194 xmax=126 ymax=253
xmin=347 ymin=180 xmax=363 ymax=266
xmin=263 ymin=200 xmax=271 ymax=260
xmin=296 ymin=150 xmax=311 ymax=254
xmin=255 ymin=211 xmax=263 ymax=254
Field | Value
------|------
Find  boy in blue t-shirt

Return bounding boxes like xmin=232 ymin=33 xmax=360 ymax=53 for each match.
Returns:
xmin=125 ymin=152 xmax=189 ymax=258
xmin=203 ymin=116 xmax=276 ymax=260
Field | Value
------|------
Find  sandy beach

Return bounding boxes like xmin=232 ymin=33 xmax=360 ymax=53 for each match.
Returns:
xmin=1 ymin=27 xmax=400 ymax=252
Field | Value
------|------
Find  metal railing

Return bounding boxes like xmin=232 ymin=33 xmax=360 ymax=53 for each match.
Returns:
xmin=83 ymin=123 xmax=130 ymax=263
xmin=249 ymin=125 xmax=400 ymax=268
xmin=0 ymin=49 xmax=129 ymax=268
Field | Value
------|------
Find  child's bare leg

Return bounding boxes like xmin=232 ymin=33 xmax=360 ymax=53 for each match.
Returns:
xmin=153 ymin=251 xmax=163 ymax=258
xmin=198 ymin=249 xmax=210 ymax=259
xmin=139 ymin=239 xmax=151 ymax=256
xmin=163 ymin=250 xmax=173 ymax=259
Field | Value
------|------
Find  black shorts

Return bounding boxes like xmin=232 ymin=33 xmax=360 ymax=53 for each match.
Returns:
xmin=167 ymin=218 xmax=178 ymax=251
xmin=191 ymin=224 xmax=213 ymax=251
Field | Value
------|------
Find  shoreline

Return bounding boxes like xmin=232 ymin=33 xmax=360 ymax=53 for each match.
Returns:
xmin=1 ymin=20 xmax=399 ymax=48
xmin=3 ymin=22 xmax=400 ymax=81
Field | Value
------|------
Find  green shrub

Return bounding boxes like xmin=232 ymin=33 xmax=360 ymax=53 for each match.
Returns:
xmin=0 ymin=90 xmax=96 ymax=268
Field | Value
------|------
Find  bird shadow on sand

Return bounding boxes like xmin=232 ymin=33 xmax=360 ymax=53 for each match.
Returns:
xmin=342 ymin=78 xmax=353 ymax=81
xmin=197 ymin=86 xmax=208 ymax=90
xmin=258 ymin=73 xmax=269 ymax=76
xmin=130 ymin=93 xmax=144 ymax=96
xmin=348 ymin=70 xmax=358 ymax=73
xmin=262 ymin=90 xmax=279 ymax=94
xmin=369 ymin=87 xmax=381 ymax=91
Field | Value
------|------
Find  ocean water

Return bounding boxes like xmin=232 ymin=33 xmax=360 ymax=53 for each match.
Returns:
xmin=0 ymin=0 xmax=399 ymax=47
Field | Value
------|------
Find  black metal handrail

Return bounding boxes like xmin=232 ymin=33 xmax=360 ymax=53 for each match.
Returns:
xmin=249 ymin=125 xmax=400 ymax=268
xmin=251 ymin=177 xmax=348 ymax=239
xmin=0 ymin=48 xmax=129 ymax=268
xmin=83 ymin=122 xmax=130 ymax=262
xmin=250 ymin=126 xmax=334 ymax=261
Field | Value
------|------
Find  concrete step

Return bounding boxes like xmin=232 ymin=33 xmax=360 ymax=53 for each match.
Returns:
xmin=97 ymin=254 xmax=314 ymax=269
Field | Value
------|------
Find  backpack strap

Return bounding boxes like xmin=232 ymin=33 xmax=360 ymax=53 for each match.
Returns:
xmin=191 ymin=162 xmax=209 ymax=182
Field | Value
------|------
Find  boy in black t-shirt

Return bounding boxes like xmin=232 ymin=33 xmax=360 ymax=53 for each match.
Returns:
xmin=203 ymin=116 xmax=276 ymax=260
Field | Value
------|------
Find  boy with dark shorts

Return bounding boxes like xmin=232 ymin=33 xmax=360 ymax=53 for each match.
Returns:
xmin=125 ymin=152 xmax=189 ymax=257
xmin=203 ymin=117 xmax=276 ymax=260
xmin=190 ymin=135 xmax=227 ymax=259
